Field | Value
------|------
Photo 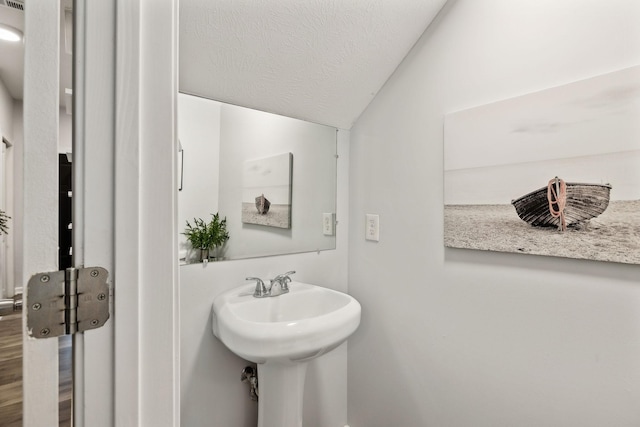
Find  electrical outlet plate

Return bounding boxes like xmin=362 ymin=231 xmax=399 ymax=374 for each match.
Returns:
xmin=322 ymin=213 xmax=335 ymax=236
xmin=365 ymin=214 xmax=379 ymax=241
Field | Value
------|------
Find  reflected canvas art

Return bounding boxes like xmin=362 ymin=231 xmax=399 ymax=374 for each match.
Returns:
xmin=444 ymin=66 xmax=640 ymax=264
xmin=242 ymin=152 xmax=293 ymax=228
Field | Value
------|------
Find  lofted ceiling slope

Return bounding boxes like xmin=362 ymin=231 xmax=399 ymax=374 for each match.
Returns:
xmin=179 ymin=0 xmax=448 ymax=129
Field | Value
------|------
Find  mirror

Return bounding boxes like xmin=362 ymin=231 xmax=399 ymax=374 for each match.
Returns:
xmin=178 ymin=93 xmax=338 ymax=263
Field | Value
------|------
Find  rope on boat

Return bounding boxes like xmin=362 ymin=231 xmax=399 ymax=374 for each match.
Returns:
xmin=547 ymin=177 xmax=567 ymax=231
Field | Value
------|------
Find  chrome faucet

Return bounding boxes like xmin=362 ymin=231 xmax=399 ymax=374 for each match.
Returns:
xmin=246 ymin=271 xmax=296 ymax=298
xmin=269 ymin=271 xmax=295 ymax=296
xmin=246 ymin=277 xmax=268 ymax=298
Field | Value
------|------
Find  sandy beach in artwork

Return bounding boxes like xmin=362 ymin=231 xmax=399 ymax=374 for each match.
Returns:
xmin=444 ymin=200 xmax=640 ymax=264
xmin=241 ymin=203 xmax=291 ymax=228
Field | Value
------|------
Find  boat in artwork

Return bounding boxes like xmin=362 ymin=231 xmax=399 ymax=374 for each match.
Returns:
xmin=511 ymin=177 xmax=612 ymax=230
xmin=255 ymin=193 xmax=271 ymax=214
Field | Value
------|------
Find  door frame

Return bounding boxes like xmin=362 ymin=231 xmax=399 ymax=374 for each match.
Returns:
xmin=22 ymin=1 xmax=180 ymax=425
xmin=1 ymin=138 xmax=6 ymax=299
xmin=112 ymin=0 xmax=180 ymax=424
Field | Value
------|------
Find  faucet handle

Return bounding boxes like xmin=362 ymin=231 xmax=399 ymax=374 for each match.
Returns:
xmin=246 ymin=277 xmax=268 ymax=298
xmin=275 ymin=271 xmax=296 ymax=280
xmin=274 ymin=271 xmax=296 ymax=290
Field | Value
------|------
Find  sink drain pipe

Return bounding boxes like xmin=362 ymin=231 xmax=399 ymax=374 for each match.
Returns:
xmin=241 ymin=366 xmax=259 ymax=401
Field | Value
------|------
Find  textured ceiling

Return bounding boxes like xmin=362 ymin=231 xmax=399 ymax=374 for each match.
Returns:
xmin=179 ymin=0 xmax=448 ymax=129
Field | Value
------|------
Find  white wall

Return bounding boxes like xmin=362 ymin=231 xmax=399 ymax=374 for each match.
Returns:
xmin=0 ymin=78 xmax=13 ymax=140
xmin=179 ymin=130 xmax=349 ymax=427
xmin=348 ymin=1 xmax=640 ymax=426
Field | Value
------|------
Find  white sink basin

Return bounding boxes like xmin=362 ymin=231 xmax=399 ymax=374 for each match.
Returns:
xmin=211 ymin=281 xmax=361 ymax=363
xmin=212 ymin=281 xmax=361 ymax=427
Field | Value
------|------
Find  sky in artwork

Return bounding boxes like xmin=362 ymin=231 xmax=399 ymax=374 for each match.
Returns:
xmin=444 ymin=66 xmax=640 ymax=204
xmin=242 ymin=152 xmax=292 ymax=204
xmin=444 ymin=65 xmax=640 ymax=171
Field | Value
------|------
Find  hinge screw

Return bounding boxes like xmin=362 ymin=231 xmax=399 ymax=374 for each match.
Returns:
xmin=40 ymin=275 xmax=50 ymax=283
xmin=97 ymin=293 xmax=106 ymax=301
xmin=32 ymin=303 xmax=41 ymax=311
xmin=90 ymin=319 xmax=99 ymax=326
xmin=90 ymin=270 xmax=99 ymax=277
xmin=40 ymin=328 xmax=50 ymax=337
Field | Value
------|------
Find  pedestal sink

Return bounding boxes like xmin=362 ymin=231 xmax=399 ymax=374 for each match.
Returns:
xmin=212 ymin=281 xmax=361 ymax=427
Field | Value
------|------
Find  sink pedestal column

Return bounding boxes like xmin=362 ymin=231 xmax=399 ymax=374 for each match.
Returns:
xmin=257 ymin=361 xmax=308 ymax=427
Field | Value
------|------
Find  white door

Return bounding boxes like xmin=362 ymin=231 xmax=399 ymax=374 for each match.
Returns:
xmin=22 ymin=1 xmax=179 ymax=426
xmin=22 ymin=1 xmax=67 ymax=425
xmin=1 ymin=139 xmax=6 ymax=299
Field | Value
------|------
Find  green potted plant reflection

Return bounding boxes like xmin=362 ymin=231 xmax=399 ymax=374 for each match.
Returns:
xmin=183 ymin=213 xmax=230 ymax=262
xmin=0 ymin=209 xmax=9 ymax=235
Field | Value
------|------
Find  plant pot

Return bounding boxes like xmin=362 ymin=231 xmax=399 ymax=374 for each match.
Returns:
xmin=200 ymin=248 xmax=210 ymax=262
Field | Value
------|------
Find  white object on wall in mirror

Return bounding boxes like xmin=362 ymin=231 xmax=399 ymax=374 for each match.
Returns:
xmin=323 ymin=213 xmax=335 ymax=236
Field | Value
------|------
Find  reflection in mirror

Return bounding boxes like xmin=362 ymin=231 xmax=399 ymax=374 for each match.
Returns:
xmin=178 ymin=93 xmax=337 ymax=263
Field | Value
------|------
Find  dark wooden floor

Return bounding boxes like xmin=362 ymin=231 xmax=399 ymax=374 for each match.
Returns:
xmin=0 ymin=311 xmax=72 ymax=426
xmin=0 ymin=312 xmax=22 ymax=427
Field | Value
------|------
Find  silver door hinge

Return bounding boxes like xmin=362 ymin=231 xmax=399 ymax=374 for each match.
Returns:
xmin=27 ymin=267 xmax=110 ymax=339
